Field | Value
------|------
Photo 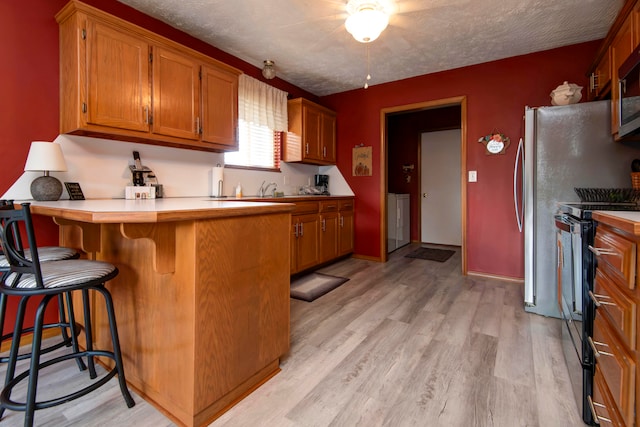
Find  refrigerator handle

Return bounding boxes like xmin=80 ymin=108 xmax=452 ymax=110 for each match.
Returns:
xmin=513 ymin=137 xmax=524 ymax=233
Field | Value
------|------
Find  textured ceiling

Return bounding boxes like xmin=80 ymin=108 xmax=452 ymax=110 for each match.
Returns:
xmin=117 ymin=0 xmax=625 ymax=96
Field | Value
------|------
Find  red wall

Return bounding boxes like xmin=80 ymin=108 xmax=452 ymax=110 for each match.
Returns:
xmin=321 ymin=41 xmax=602 ymax=278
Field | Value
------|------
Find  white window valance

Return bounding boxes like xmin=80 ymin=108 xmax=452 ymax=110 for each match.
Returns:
xmin=238 ymin=74 xmax=288 ymax=132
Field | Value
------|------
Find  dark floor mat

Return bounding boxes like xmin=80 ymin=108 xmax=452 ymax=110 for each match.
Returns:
xmin=405 ymin=247 xmax=455 ymax=262
xmin=290 ymin=272 xmax=349 ymax=302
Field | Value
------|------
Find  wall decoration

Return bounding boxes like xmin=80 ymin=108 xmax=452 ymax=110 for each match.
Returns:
xmin=353 ymin=145 xmax=372 ymax=176
xmin=478 ymin=132 xmax=510 ymax=155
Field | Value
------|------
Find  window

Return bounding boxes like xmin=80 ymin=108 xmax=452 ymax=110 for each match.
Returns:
xmin=224 ymin=74 xmax=287 ymax=170
xmin=224 ymin=120 xmax=280 ymax=169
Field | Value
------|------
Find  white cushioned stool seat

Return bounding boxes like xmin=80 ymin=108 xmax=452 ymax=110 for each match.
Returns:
xmin=6 ymin=260 xmax=116 ymax=289
xmin=0 ymin=247 xmax=78 ymax=268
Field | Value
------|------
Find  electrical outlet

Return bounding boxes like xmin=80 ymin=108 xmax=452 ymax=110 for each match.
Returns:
xmin=468 ymin=171 xmax=477 ymax=182
xmin=283 ymin=175 xmax=288 ymax=185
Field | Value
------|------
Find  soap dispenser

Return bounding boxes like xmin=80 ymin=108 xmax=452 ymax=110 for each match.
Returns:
xmin=235 ymin=183 xmax=242 ymax=198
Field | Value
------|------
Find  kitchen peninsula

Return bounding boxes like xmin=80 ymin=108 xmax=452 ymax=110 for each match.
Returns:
xmin=26 ymin=198 xmax=294 ymax=427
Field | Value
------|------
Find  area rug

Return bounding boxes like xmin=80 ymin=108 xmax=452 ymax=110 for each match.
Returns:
xmin=405 ymin=247 xmax=455 ymax=262
xmin=290 ymin=272 xmax=349 ymax=302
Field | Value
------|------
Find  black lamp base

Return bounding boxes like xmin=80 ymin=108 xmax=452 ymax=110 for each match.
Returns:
xmin=30 ymin=175 xmax=63 ymax=201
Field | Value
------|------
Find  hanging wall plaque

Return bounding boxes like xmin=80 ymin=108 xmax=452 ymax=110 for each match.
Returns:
xmin=478 ymin=132 xmax=510 ymax=155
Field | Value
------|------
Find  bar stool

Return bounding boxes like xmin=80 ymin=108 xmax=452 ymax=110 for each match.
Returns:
xmin=0 ymin=200 xmax=80 ymax=364
xmin=0 ymin=203 xmax=134 ymax=426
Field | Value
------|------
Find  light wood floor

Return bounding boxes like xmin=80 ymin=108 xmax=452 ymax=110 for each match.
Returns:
xmin=0 ymin=243 xmax=585 ymax=426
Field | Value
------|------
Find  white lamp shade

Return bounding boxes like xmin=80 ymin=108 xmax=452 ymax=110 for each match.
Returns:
xmin=24 ymin=141 xmax=67 ymax=172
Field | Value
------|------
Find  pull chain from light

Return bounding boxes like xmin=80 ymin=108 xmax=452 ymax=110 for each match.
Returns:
xmin=364 ymin=45 xmax=372 ymax=89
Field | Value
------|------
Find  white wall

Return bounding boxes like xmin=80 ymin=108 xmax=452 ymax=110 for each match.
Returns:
xmin=3 ymin=135 xmax=353 ymax=200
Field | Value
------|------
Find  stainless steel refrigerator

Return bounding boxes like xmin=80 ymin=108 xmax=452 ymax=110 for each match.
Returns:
xmin=516 ymin=100 xmax=637 ymax=317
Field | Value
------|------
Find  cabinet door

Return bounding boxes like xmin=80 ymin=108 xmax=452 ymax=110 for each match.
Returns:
xmin=291 ymin=218 xmax=299 ymax=274
xmin=592 ymin=314 xmax=635 ymax=426
xmin=338 ymin=210 xmax=354 ymax=256
xmin=611 ymin=15 xmax=634 ymax=136
xmin=302 ymin=106 xmax=322 ymax=161
xmin=296 ymin=214 xmax=320 ymax=272
xmin=588 ymin=49 xmax=612 ymax=101
xmin=592 ymin=365 xmax=626 ymax=427
xmin=321 ymin=113 xmax=336 ymax=163
xmin=86 ymin=19 xmax=150 ymax=132
xmin=319 ymin=212 xmax=339 ymax=263
xmin=201 ymin=64 xmax=238 ymax=149
xmin=151 ymin=46 xmax=200 ymax=140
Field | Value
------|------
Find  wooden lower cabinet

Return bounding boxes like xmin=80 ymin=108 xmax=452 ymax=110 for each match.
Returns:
xmin=291 ymin=213 xmax=320 ymax=273
xmin=288 ymin=197 xmax=354 ymax=274
xmin=51 ymin=209 xmax=292 ymax=427
xmin=319 ymin=211 xmax=339 ymax=263
xmin=592 ymin=313 xmax=636 ymax=426
xmin=338 ymin=200 xmax=354 ymax=256
xmin=590 ymin=219 xmax=640 ymax=427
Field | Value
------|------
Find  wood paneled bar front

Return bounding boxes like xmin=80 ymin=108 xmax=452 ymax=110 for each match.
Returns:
xmin=25 ymin=198 xmax=294 ymax=427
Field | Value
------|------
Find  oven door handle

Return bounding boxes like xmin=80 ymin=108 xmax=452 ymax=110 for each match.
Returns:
xmin=554 ymin=215 xmax=581 ymax=234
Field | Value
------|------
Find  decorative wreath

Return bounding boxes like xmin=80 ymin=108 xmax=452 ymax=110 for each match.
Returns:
xmin=478 ymin=132 xmax=510 ymax=155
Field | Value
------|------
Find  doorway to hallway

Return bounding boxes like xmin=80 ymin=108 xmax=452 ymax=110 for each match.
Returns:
xmin=381 ymin=97 xmax=467 ymax=274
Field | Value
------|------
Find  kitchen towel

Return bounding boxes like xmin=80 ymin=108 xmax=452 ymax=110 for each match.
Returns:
xmin=211 ymin=166 xmax=224 ymax=197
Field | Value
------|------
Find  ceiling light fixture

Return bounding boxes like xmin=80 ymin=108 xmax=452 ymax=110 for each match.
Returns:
xmin=262 ymin=60 xmax=276 ymax=79
xmin=345 ymin=0 xmax=393 ymax=43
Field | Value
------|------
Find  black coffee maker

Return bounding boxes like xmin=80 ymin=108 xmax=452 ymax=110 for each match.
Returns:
xmin=314 ymin=174 xmax=330 ymax=195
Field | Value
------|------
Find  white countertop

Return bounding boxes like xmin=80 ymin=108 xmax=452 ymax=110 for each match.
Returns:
xmin=593 ymin=211 xmax=640 ymax=222
xmin=20 ymin=197 xmax=296 ymax=223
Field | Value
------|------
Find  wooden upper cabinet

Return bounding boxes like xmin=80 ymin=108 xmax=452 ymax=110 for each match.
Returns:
xmin=611 ymin=14 xmax=635 ymax=136
xmin=321 ymin=113 xmax=336 ymax=163
xmin=151 ymin=46 xmax=200 ymax=140
xmin=85 ymin=18 xmax=150 ymax=133
xmin=302 ymin=106 xmax=322 ymax=161
xmin=587 ymin=49 xmax=611 ymax=101
xmin=285 ymin=98 xmax=337 ymax=165
xmin=201 ymin=65 xmax=238 ymax=148
xmin=56 ymin=0 xmax=240 ymax=153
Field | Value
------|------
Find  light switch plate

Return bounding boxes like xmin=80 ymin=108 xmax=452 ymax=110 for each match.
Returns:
xmin=468 ymin=171 xmax=477 ymax=182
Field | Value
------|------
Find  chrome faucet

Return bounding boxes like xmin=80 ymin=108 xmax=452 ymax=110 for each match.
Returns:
xmin=259 ymin=181 xmax=277 ymax=197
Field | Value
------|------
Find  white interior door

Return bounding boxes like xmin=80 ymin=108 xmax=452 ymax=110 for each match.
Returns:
xmin=420 ymin=129 xmax=462 ymax=245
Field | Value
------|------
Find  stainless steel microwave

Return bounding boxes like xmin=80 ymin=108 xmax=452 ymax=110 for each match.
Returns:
xmin=619 ymin=46 xmax=640 ymax=137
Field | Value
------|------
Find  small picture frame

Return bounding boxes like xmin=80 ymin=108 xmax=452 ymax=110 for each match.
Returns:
xmin=64 ymin=182 xmax=85 ymax=200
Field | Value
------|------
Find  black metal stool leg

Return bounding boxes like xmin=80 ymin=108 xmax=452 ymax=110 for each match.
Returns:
xmin=64 ymin=292 xmax=87 ymax=371
xmin=96 ymin=286 xmax=135 ymax=408
xmin=0 ymin=296 xmax=28 ymax=420
xmin=23 ymin=295 xmax=53 ymax=427
xmin=81 ymin=289 xmax=97 ymax=379
xmin=0 ymin=293 xmax=7 ymax=353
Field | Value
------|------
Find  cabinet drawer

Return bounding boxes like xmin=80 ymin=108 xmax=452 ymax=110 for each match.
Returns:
xmin=338 ymin=199 xmax=354 ymax=211
xmin=593 ymin=227 xmax=636 ymax=289
xmin=592 ymin=268 xmax=637 ymax=349
xmin=292 ymin=202 xmax=319 ymax=215
xmin=319 ymin=201 xmax=339 ymax=212
xmin=591 ymin=365 xmax=626 ymax=426
xmin=591 ymin=315 xmax=636 ymax=426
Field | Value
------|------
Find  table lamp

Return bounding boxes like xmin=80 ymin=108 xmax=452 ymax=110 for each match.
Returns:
xmin=24 ymin=141 xmax=68 ymax=201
